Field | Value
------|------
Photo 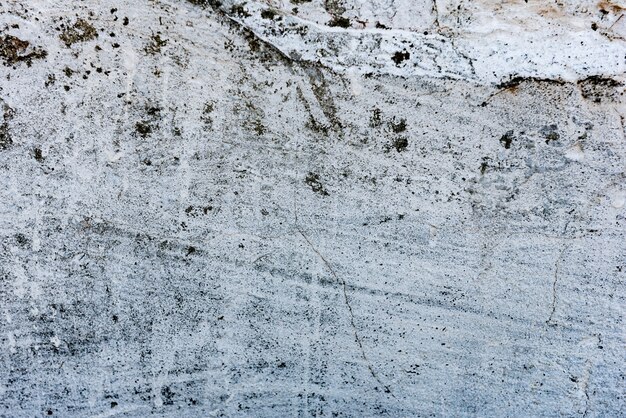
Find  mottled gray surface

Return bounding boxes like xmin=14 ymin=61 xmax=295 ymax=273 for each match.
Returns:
xmin=1 ymin=0 xmax=625 ymax=417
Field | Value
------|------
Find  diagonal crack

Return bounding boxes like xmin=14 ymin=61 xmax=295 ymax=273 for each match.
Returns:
xmin=296 ymin=226 xmax=396 ymax=398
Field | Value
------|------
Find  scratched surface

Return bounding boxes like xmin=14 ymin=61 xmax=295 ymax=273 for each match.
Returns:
xmin=0 ymin=0 xmax=625 ymax=417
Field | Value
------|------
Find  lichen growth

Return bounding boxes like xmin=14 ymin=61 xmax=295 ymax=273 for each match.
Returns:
xmin=0 ymin=35 xmax=47 ymax=66
xmin=59 ymin=19 xmax=98 ymax=47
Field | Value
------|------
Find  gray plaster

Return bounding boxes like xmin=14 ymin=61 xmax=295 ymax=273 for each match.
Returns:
xmin=0 ymin=0 xmax=625 ymax=416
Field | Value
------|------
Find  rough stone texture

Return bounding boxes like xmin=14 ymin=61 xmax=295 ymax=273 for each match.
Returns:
xmin=0 ymin=0 xmax=625 ymax=416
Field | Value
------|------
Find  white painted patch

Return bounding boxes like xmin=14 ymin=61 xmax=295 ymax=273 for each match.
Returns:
xmin=565 ymin=143 xmax=585 ymax=161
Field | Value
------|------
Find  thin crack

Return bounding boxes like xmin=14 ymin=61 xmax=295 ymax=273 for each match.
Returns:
xmin=295 ymin=226 xmax=396 ymax=398
xmin=291 ymin=139 xmax=394 ymax=396
xmin=546 ymin=243 xmax=571 ymax=326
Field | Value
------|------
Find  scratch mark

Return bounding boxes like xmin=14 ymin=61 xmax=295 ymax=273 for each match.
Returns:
xmin=609 ymin=13 xmax=623 ymax=30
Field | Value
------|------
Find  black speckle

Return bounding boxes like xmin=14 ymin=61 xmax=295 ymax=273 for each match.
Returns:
xmin=499 ymin=130 xmax=514 ymax=149
xmin=305 ymin=172 xmax=329 ymax=196
xmin=328 ymin=16 xmax=350 ymax=28
xmin=135 ymin=121 xmax=152 ymax=137
xmin=144 ymin=33 xmax=167 ymax=54
xmin=392 ymin=137 xmax=408 ymax=152
xmin=161 ymin=386 xmax=175 ymax=406
xmin=480 ymin=160 xmax=489 ymax=175
xmin=541 ymin=124 xmax=559 ymax=144
xmin=231 ymin=4 xmax=251 ymax=17
xmin=389 ymin=117 xmax=407 ymax=133
xmin=261 ymin=9 xmax=278 ymax=19
xmin=15 ymin=233 xmax=29 ymax=246
xmin=392 ymin=50 xmax=410 ymax=65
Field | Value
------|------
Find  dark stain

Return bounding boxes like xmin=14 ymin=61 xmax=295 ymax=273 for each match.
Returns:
xmin=161 ymin=386 xmax=176 ymax=406
xmin=392 ymin=137 xmax=408 ymax=152
xmin=324 ymin=0 xmax=349 ymax=27
xmin=480 ymin=158 xmax=490 ymax=175
xmin=261 ymin=9 xmax=279 ymax=19
xmin=369 ymin=108 xmax=382 ymax=128
xmin=392 ymin=50 xmax=410 ymax=65
xmin=34 ymin=147 xmax=44 ymax=161
xmin=0 ymin=104 xmax=15 ymax=150
xmin=305 ymin=172 xmax=329 ymax=196
xmin=577 ymin=75 xmax=624 ymax=103
xmin=187 ymin=0 xmax=215 ymax=6
xmin=499 ymin=130 xmax=514 ymax=149
xmin=324 ymin=0 xmax=345 ymax=15
xmin=302 ymin=67 xmax=343 ymax=135
xmin=146 ymin=106 xmax=161 ymax=117
xmin=45 ymin=74 xmax=56 ymax=87
xmin=201 ymin=102 xmax=214 ymax=129
xmin=15 ymin=233 xmax=29 ymax=247
xmin=541 ymin=124 xmax=559 ymax=144
xmin=328 ymin=16 xmax=350 ymax=28
xmin=231 ymin=3 xmax=251 ymax=17
xmin=496 ymin=76 xmax=565 ymax=90
xmin=389 ymin=117 xmax=407 ymax=133
xmin=135 ymin=121 xmax=152 ymax=137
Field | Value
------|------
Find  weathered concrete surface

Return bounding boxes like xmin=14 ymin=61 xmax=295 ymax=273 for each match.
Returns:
xmin=0 ymin=0 xmax=625 ymax=416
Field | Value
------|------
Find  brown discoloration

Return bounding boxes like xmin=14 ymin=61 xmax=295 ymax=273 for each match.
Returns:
xmin=145 ymin=33 xmax=167 ymax=55
xmin=0 ymin=35 xmax=47 ymax=66
xmin=598 ymin=0 xmax=626 ymax=14
xmin=59 ymin=19 xmax=98 ymax=47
